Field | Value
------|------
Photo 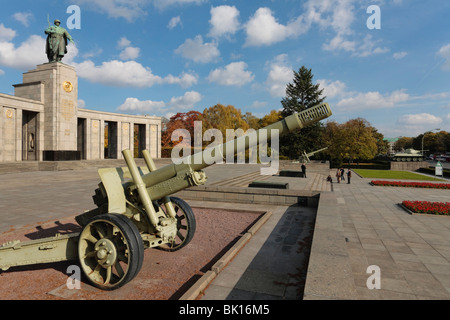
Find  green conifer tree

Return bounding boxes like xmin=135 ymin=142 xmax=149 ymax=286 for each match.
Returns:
xmin=280 ymin=66 xmax=326 ymax=160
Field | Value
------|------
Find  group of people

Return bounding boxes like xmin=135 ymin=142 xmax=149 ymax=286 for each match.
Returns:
xmin=301 ymin=162 xmax=352 ymax=184
xmin=327 ymin=168 xmax=352 ymax=184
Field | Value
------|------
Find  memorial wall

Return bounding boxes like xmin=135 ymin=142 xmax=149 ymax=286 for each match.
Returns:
xmin=0 ymin=62 xmax=161 ymax=162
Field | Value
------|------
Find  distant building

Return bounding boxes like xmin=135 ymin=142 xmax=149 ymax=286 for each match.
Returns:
xmin=0 ymin=62 xmax=161 ymax=162
xmin=384 ymin=137 xmax=400 ymax=156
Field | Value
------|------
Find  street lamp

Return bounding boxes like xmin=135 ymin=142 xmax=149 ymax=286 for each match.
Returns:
xmin=421 ymin=128 xmax=440 ymax=158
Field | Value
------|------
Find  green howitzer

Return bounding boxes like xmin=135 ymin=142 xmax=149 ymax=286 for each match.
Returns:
xmin=0 ymin=103 xmax=332 ymax=290
xmin=299 ymin=147 xmax=328 ymax=163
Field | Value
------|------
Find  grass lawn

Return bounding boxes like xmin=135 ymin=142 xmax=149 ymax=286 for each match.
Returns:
xmin=353 ymin=169 xmax=445 ymax=181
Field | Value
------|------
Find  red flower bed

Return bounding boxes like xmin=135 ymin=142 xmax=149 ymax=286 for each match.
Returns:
xmin=402 ymin=200 xmax=450 ymax=215
xmin=371 ymin=180 xmax=450 ymax=189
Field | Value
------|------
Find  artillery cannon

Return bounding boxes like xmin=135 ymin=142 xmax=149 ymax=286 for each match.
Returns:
xmin=299 ymin=147 xmax=328 ymax=163
xmin=0 ymin=103 xmax=332 ymax=290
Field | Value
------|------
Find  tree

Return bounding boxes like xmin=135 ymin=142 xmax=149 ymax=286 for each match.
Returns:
xmin=393 ymin=137 xmax=413 ymax=152
xmin=243 ymin=112 xmax=260 ymax=130
xmin=259 ymin=110 xmax=282 ymax=128
xmin=413 ymin=131 xmax=449 ymax=155
xmin=281 ymin=66 xmax=325 ymax=116
xmin=323 ymin=118 xmax=380 ymax=166
xmin=342 ymin=118 xmax=378 ymax=163
xmin=372 ymin=127 xmax=390 ymax=155
xmin=279 ymin=66 xmax=326 ymax=159
xmin=202 ymin=104 xmax=249 ymax=140
xmin=161 ymin=111 xmax=203 ymax=157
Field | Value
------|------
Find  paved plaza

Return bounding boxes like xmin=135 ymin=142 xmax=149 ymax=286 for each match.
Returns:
xmin=0 ymin=159 xmax=449 ymax=300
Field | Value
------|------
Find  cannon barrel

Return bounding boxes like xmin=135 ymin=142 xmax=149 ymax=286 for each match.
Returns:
xmin=136 ymin=102 xmax=332 ymax=200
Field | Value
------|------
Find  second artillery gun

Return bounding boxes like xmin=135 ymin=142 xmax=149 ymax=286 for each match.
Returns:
xmin=299 ymin=147 xmax=328 ymax=163
xmin=0 ymin=103 xmax=332 ymax=290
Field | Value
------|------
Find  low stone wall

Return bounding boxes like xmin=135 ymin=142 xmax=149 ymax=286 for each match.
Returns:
xmin=175 ymin=185 xmax=320 ymax=207
xmin=390 ymin=161 xmax=429 ymax=171
xmin=280 ymin=160 xmax=330 ymax=175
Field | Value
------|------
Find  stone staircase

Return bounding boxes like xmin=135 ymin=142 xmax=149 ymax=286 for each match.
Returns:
xmin=210 ymin=171 xmax=272 ymax=187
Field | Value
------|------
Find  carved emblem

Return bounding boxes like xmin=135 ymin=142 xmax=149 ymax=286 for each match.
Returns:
xmin=63 ymin=81 xmax=73 ymax=93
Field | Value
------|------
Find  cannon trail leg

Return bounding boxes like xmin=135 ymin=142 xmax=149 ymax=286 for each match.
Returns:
xmin=0 ymin=233 xmax=79 ymax=271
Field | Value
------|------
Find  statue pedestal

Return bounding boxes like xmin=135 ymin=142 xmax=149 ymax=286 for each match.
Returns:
xmin=15 ymin=62 xmax=79 ymax=160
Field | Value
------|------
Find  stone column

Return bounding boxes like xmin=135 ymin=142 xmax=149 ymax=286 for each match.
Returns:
xmin=16 ymin=62 xmax=79 ymax=160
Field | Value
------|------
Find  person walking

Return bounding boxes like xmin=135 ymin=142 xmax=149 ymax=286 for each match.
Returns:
xmin=336 ymin=168 xmax=341 ymax=183
xmin=301 ymin=163 xmax=307 ymax=178
xmin=340 ymin=168 xmax=345 ymax=181
xmin=347 ymin=170 xmax=352 ymax=184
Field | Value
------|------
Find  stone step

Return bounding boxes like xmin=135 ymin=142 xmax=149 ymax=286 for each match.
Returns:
xmin=0 ymin=158 xmax=174 ymax=175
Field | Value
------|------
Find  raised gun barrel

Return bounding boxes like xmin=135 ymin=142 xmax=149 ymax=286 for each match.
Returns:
xmin=136 ymin=102 xmax=332 ymax=200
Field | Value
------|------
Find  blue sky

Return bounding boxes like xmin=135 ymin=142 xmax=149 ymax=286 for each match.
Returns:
xmin=0 ymin=0 xmax=449 ymax=138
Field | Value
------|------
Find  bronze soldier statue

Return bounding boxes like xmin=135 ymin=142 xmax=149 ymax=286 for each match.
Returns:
xmin=45 ymin=19 xmax=74 ymax=63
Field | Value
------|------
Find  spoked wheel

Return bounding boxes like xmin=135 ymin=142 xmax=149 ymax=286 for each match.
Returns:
xmin=160 ymin=197 xmax=196 ymax=252
xmin=78 ymin=213 xmax=144 ymax=290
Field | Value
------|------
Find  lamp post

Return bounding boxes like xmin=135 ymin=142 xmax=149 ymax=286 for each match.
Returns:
xmin=421 ymin=128 xmax=440 ymax=159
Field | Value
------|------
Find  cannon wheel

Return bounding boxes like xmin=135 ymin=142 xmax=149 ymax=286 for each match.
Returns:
xmin=160 ymin=197 xmax=196 ymax=252
xmin=78 ymin=213 xmax=144 ymax=290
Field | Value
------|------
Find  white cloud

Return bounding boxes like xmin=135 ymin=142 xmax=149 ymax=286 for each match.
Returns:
xmin=163 ymin=72 xmax=198 ymax=88
xmin=397 ymin=113 xmax=444 ymax=135
xmin=175 ymin=35 xmax=220 ymax=63
xmin=393 ymin=113 xmax=447 ymax=136
xmin=168 ymin=91 xmax=203 ymax=109
xmin=119 ymin=46 xmax=140 ymax=60
xmin=317 ymin=79 xmax=347 ymax=99
xmin=207 ymin=61 xmax=254 ymax=86
xmin=322 ymin=35 xmax=356 ymax=52
xmin=265 ymin=54 xmax=293 ymax=97
xmin=208 ymin=5 xmax=240 ymax=39
xmin=117 ymin=97 xmax=166 ymax=114
xmin=13 ymin=12 xmax=33 ymax=27
xmin=244 ymin=7 xmax=306 ymax=47
xmin=438 ymin=43 xmax=450 ymax=71
xmin=397 ymin=113 xmax=443 ymax=126
xmin=153 ymin=0 xmax=207 ymax=10
xmin=117 ymin=37 xmax=131 ymax=48
xmin=117 ymin=37 xmax=140 ymax=60
xmin=323 ymin=34 xmax=389 ymax=57
xmin=78 ymin=99 xmax=86 ymax=108
xmin=64 ymin=42 xmax=79 ymax=65
xmin=0 ymin=35 xmax=47 ymax=70
xmin=0 ymin=69 xmax=4 ymax=76
xmin=250 ymin=101 xmax=268 ymax=109
xmin=393 ymin=51 xmax=408 ymax=59
xmin=352 ymin=34 xmax=389 ymax=57
xmin=72 ymin=0 xmax=148 ymax=22
xmin=167 ymin=16 xmax=182 ymax=29
xmin=73 ymin=60 xmax=197 ymax=88
xmin=74 ymin=60 xmax=160 ymax=87
xmin=117 ymin=91 xmax=203 ymax=116
xmin=304 ymin=0 xmax=355 ymax=36
xmin=304 ymin=1 xmax=389 ymax=57
xmin=0 ymin=24 xmax=16 ymax=42
xmin=336 ymin=89 xmax=409 ymax=111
